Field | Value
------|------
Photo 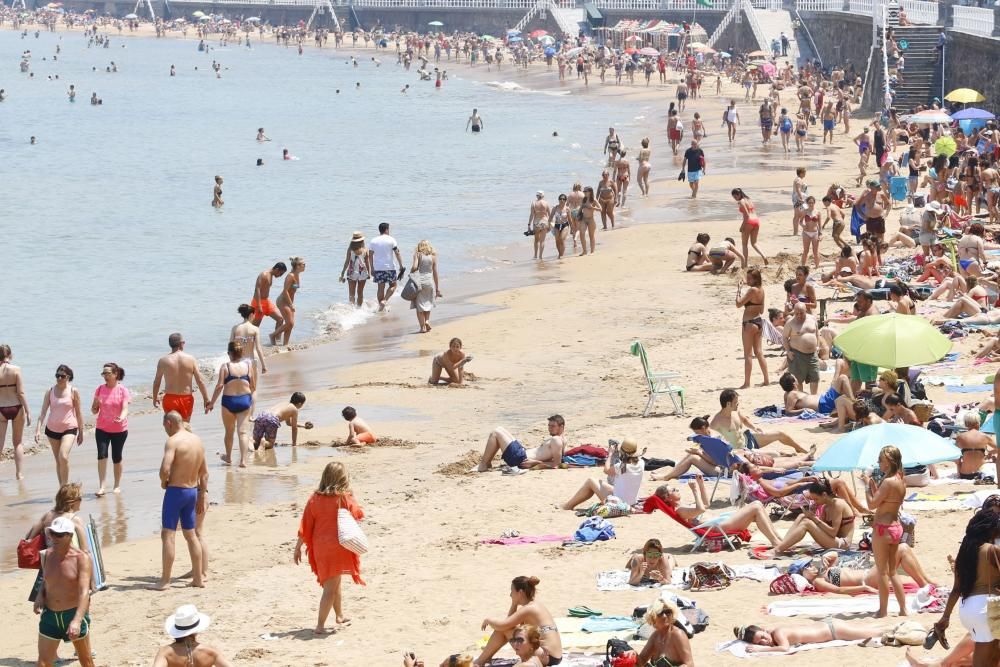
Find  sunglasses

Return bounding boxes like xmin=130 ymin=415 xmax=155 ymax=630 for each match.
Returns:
xmin=645 ymin=550 xmax=662 ymax=558
xmin=657 ymin=608 xmax=673 ymax=617
xmin=55 ymin=373 xmax=67 ymax=379
xmin=509 ymin=637 xmax=525 ymax=646
xmin=50 ymin=532 xmax=73 ymax=539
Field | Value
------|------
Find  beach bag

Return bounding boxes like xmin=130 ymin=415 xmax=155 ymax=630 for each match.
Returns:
xmin=688 ymin=562 xmax=734 ymax=591
xmin=768 ymin=573 xmax=798 ymax=595
xmin=400 ymin=276 xmax=419 ymax=301
xmin=17 ymin=533 xmax=43 ymax=570
xmin=604 ymin=638 xmax=636 ymax=667
xmin=883 ymin=620 xmax=928 ymax=646
xmin=337 ymin=507 xmax=369 ymax=555
xmin=593 ymin=496 xmax=631 ymax=519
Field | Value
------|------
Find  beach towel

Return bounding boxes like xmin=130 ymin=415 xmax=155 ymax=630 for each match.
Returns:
xmin=718 ymin=638 xmax=862 ymax=658
xmin=947 ymin=384 xmax=993 ymax=393
xmin=563 ymin=454 xmax=601 ymax=467
xmin=766 ymin=590 xmax=938 ymax=616
xmin=964 ymin=488 xmax=1000 ymax=509
xmin=581 ymin=616 xmax=639 ymax=633
xmin=919 ymin=375 xmax=964 ymax=386
xmin=596 ymin=569 xmax=686 ymax=591
xmin=565 ymin=445 xmax=609 ymax=458
xmin=480 ymin=534 xmax=572 ymax=545
xmin=642 ymin=495 xmax=753 ymax=543
xmin=574 ymin=517 xmax=615 ymax=543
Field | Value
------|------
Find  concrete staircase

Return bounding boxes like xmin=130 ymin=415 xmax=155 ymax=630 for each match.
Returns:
xmin=551 ymin=6 xmax=586 ymax=38
xmin=888 ymin=25 xmax=940 ymax=111
xmin=752 ymin=6 xmax=799 ymax=66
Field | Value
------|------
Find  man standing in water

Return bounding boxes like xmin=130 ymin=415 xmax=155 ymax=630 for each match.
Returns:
xmin=370 ymin=222 xmax=405 ymax=312
xmin=154 ymin=411 xmax=208 ymax=591
xmin=250 ymin=262 xmax=287 ymax=331
xmin=35 ymin=517 xmax=94 ymax=667
xmin=152 ymin=333 xmax=211 ymax=424
xmin=682 ymin=140 xmax=706 ymax=199
xmin=466 ymin=108 xmax=483 ymax=133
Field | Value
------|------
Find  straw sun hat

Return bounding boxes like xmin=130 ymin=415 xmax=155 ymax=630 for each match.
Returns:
xmin=164 ymin=605 xmax=211 ymax=639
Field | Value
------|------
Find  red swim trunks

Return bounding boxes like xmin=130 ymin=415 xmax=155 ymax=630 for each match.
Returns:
xmin=251 ymin=298 xmax=277 ymax=319
xmin=162 ymin=393 xmax=195 ymax=422
xmin=356 ymin=432 xmax=378 ymax=444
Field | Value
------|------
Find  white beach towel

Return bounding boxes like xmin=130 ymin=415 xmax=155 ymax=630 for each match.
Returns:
xmin=717 ymin=638 xmax=862 ymax=658
xmin=766 ymin=590 xmax=935 ymax=617
xmin=964 ymin=488 xmax=1000 ymax=509
xmin=596 ymin=569 xmax=685 ymax=591
xmin=731 ymin=565 xmax=781 ymax=582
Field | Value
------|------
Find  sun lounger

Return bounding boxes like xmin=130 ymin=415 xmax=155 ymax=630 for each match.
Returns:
xmin=642 ymin=495 xmax=751 ymax=551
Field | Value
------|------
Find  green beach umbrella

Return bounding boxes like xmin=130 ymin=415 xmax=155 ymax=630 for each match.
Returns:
xmin=833 ymin=313 xmax=952 ymax=369
xmin=934 ymin=136 xmax=957 ymax=158
xmin=428 ymin=20 xmax=443 ymax=26
xmin=192 ymin=10 xmax=205 ymax=17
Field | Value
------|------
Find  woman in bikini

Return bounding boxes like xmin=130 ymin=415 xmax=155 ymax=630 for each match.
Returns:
xmin=636 ymin=598 xmax=693 ymax=667
xmin=738 ymin=619 xmax=888 ymax=653
xmin=230 ymin=304 xmax=267 ymax=374
xmin=626 ymin=538 xmax=677 ymax=587
xmin=863 ymin=445 xmax=908 ymax=618
xmin=547 ymin=194 xmax=572 ymax=259
xmin=737 ymin=268 xmax=769 ymax=389
xmin=474 ymin=576 xmax=562 ymax=667
xmin=732 ymin=188 xmax=767 ymax=268
xmin=774 ymin=478 xmax=856 ymax=553
xmin=566 ymin=182 xmax=584 ymax=251
xmin=855 ymin=127 xmax=873 ymax=186
xmin=636 ymin=138 xmax=652 ymax=197
xmin=578 ymin=187 xmax=600 ymax=256
xmin=686 ymin=233 xmax=712 ymax=272
xmin=800 ymin=543 xmax=935 ymax=595
xmin=800 ymin=195 xmax=822 ymax=269
xmin=0 ymin=344 xmax=29 ymax=480
xmin=208 ymin=342 xmax=257 ymax=468
xmin=272 ymin=256 xmax=305 ymax=347
xmin=35 ymin=364 xmax=84 ymax=487
xmin=655 ymin=480 xmax=784 ymax=547
xmin=957 ymin=223 xmax=988 ymax=278
xmin=691 ymin=113 xmax=706 ymax=142
xmin=614 ymin=150 xmax=631 ymax=207
xmin=794 ymin=114 xmax=808 ymax=153
xmin=596 ymin=171 xmax=617 ymax=230
xmin=338 ymin=232 xmax=372 ymax=308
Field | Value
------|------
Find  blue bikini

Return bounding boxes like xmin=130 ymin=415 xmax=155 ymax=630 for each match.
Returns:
xmin=220 ymin=362 xmax=253 ymax=414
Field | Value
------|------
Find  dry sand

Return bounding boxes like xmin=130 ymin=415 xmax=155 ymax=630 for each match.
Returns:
xmin=0 ymin=33 xmax=991 ymax=667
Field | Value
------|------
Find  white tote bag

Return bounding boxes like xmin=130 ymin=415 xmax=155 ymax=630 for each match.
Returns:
xmin=337 ymin=506 xmax=369 ymax=555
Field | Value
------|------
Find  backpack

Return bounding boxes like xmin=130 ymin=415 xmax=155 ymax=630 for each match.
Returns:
xmin=688 ymin=562 xmax=734 ymax=591
xmin=604 ymin=638 xmax=636 ymax=667
xmin=768 ymin=573 xmax=799 ymax=595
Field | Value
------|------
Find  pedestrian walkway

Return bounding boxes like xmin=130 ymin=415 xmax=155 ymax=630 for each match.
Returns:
xmin=753 ymin=7 xmax=800 ymax=66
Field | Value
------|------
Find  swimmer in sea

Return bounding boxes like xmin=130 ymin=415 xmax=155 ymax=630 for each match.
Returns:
xmin=169 ymin=64 xmax=175 ymax=76
xmin=211 ymin=175 xmax=223 ymax=208
xmin=67 ymin=84 xmax=75 ymax=102
xmin=256 ymin=127 xmax=270 ymax=142
xmin=466 ymin=108 xmax=483 ymax=133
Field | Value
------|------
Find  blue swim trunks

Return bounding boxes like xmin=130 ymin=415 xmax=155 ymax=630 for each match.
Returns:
xmin=823 ymin=119 xmax=835 ymax=131
xmin=817 ymin=386 xmax=840 ymax=414
xmin=501 ymin=440 xmax=528 ymax=467
xmin=162 ymin=486 xmax=198 ymax=531
xmin=688 ymin=169 xmax=702 ymax=183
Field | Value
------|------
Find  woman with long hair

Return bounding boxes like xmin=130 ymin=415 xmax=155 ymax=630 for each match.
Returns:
xmin=91 ymin=363 xmax=130 ymax=496
xmin=626 ymin=538 xmax=677 ymax=587
xmin=732 ymin=188 xmax=767 ymax=267
xmin=863 ymin=445 xmax=908 ymax=618
xmin=736 ymin=268 xmax=769 ymax=389
xmin=339 ymin=232 xmax=372 ymax=308
xmin=230 ymin=304 xmax=267 ymax=374
xmin=475 ymin=576 xmax=562 ymax=667
xmin=208 ymin=342 xmax=256 ymax=468
xmin=653 ymin=482 xmax=784 ymax=547
xmin=548 ymin=194 xmax=572 ymax=259
xmin=0 ymin=344 xmax=30 ymax=480
xmin=636 ymin=137 xmax=652 ymax=196
xmin=294 ymin=462 xmax=365 ymax=634
xmin=773 ymin=478 xmax=856 ymax=553
xmin=271 ymin=256 xmax=305 ymax=347
xmin=934 ymin=510 xmax=1000 ymax=666
xmin=410 ymin=240 xmax=441 ymax=334
xmin=578 ymin=186 xmax=600 ymax=256
xmin=24 ymin=482 xmax=90 ymax=554
xmin=35 ymin=364 xmax=84 ymax=487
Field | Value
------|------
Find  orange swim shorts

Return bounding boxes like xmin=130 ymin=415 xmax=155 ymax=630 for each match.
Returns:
xmin=163 ymin=393 xmax=195 ymax=422
xmin=251 ymin=298 xmax=277 ymax=319
xmin=356 ymin=432 xmax=378 ymax=444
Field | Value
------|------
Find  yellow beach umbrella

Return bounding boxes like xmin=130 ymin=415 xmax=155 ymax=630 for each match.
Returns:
xmin=945 ymin=88 xmax=985 ymax=103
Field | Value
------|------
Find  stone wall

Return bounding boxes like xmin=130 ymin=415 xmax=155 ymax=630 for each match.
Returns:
xmin=798 ymin=11 xmax=873 ymax=73
xmin=943 ymin=30 xmax=1000 ymax=114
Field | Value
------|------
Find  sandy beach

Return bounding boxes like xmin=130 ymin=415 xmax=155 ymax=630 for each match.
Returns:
xmin=1 ymin=25 xmax=994 ymax=667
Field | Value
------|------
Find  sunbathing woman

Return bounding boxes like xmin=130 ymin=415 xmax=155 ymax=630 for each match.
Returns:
xmin=737 ymin=619 xmax=887 ymax=653
xmin=800 ymin=543 xmax=935 ymax=594
xmin=914 ymin=245 xmax=952 ymax=285
xmin=654 ymin=482 xmax=784 ymax=547
xmin=474 ymin=576 xmax=561 ymax=667
xmin=627 ymin=538 xmax=677 ymax=586
xmin=774 ymin=479 xmax=856 ymax=553
xmin=932 ymin=277 xmax=992 ymax=323
xmin=637 ymin=598 xmax=693 ymax=667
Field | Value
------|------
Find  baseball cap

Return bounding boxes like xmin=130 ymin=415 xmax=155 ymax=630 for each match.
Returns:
xmin=48 ymin=516 xmax=75 ymax=535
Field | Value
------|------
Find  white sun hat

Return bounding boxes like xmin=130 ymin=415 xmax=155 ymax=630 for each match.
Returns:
xmin=165 ymin=604 xmax=211 ymax=639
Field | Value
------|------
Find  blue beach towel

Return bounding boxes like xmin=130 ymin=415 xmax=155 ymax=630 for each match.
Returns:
xmin=563 ymin=454 xmax=600 ymax=467
xmin=574 ymin=517 xmax=616 ymax=543
xmin=947 ymin=384 xmax=993 ymax=393
xmin=850 ymin=205 xmax=865 ymax=239
xmin=581 ymin=615 xmax=639 ymax=633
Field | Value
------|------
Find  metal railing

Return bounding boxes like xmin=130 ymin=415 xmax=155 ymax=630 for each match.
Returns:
xmin=953 ymin=5 xmax=994 ymax=35
xmin=848 ymin=0 xmax=873 ymax=15
xmin=794 ymin=0 xmax=843 ymax=10
xmin=706 ymin=0 xmax=740 ymax=46
xmin=793 ymin=6 xmax=822 ymax=65
xmin=899 ymin=0 xmax=937 ymax=25
xmin=881 ymin=1 xmax=890 ymax=111
xmin=748 ymin=0 xmax=782 ymax=9
xmin=742 ymin=0 xmax=770 ymax=50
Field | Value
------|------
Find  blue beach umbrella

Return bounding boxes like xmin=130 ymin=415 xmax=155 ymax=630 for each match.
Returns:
xmin=952 ymin=108 xmax=996 ymax=121
xmin=544 ymin=46 xmax=556 ymax=57
xmin=507 ymin=29 xmax=521 ymax=36
xmin=508 ymin=36 xmax=522 ymax=43
xmin=983 ymin=414 xmax=997 ymax=434
xmin=811 ymin=423 xmax=960 ymax=472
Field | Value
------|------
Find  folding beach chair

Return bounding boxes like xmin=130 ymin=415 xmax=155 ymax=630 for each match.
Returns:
xmin=630 ymin=341 xmax=685 ymax=417
xmin=689 ymin=434 xmax=743 ymax=505
xmin=642 ymin=495 xmax=751 ymax=553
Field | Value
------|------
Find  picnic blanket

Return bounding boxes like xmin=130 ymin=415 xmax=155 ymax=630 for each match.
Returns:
xmin=597 ymin=569 xmax=685 ymax=591
xmin=563 ymin=454 xmax=602 ymax=466
xmin=946 ymin=384 xmax=993 ymax=393
xmin=480 ymin=534 xmax=571 ymax=545
xmin=766 ymin=588 xmax=939 ymax=616
xmin=717 ymin=639 xmax=862 ymax=658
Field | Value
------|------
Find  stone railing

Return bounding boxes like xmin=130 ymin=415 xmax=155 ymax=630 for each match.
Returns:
xmin=900 ymin=0 xmax=938 ymax=25
xmin=848 ymin=0 xmax=873 ymax=15
xmin=953 ymin=5 xmax=994 ymax=34
xmin=794 ymin=0 xmax=841 ymax=10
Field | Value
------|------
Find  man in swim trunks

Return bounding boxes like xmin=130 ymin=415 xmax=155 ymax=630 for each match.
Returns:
xmin=154 ymin=411 xmax=208 ymax=591
xmin=710 ymin=389 xmax=809 ymax=454
xmin=35 ymin=516 xmax=95 ymax=667
xmin=342 ymin=405 xmax=377 ymax=445
xmin=858 ymin=180 xmax=887 ymax=243
xmin=250 ymin=262 xmax=287 ymax=330
xmin=152 ymin=333 xmax=211 ymax=424
xmin=252 ymin=392 xmax=306 ymax=450
xmin=783 ymin=303 xmax=821 ymax=394
xmin=466 ymin=108 xmax=483 ymax=133
xmin=758 ymin=101 xmax=773 ymax=144
xmin=780 ymin=365 xmax=856 ymax=419
xmin=845 ymin=291 xmax=880 ymax=391
xmin=474 ymin=415 xmax=567 ymax=472
xmin=682 ymin=140 xmax=705 ymax=199
xmin=821 ymin=102 xmax=836 ymax=144
xmin=370 ymin=222 xmax=405 ymax=312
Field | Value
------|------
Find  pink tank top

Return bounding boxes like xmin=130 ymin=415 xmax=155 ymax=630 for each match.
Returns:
xmin=47 ymin=386 xmax=77 ymax=430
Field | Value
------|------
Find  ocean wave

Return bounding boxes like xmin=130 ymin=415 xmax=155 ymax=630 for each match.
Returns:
xmin=484 ymin=81 xmax=571 ymax=97
xmin=312 ymin=301 xmax=378 ymax=335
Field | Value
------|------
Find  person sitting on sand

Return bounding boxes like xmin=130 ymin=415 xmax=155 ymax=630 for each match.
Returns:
xmin=637 ymin=598 xmax=694 ymax=667
xmin=736 ymin=619 xmax=888 ymax=652
xmin=507 ymin=625 xmax=546 ymax=667
xmin=956 ymin=413 xmax=992 ymax=480
xmin=474 ymin=416 xmax=566 ymax=472
xmin=711 ymin=389 xmax=809 ymax=454
xmin=153 ymin=604 xmax=233 ymax=667
xmin=654 ymin=482 xmax=784 ymax=547
xmin=773 ymin=478 xmax=857 ymax=552
xmin=798 ymin=543 xmax=935 ymax=594
xmin=820 ymin=245 xmax=859 ymax=282
xmin=779 ymin=364 xmax=857 ymax=430
xmin=342 ymin=406 xmax=377 ymax=445
xmin=403 ymin=653 xmax=473 ymax=667
xmin=252 ymin=392 xmax=306 ymax=450
xmin=627 ymin=538 xmax=678 ymax=586
xmin=561 ymin=437 xmax=644 ymax=509
xmin=686 ymin=233 xmax=712 ymax=271
xmin=474 ymin=576 xmax=562 ymax=667
xmin=428 ymin=337 xmax=472 ymax=386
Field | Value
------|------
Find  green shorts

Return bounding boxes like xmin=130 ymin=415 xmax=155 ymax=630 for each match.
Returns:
xmin=39 ymin=607 xmax=90 ymax=643
xmin=849 ymin=360 xmax=879 ymax=383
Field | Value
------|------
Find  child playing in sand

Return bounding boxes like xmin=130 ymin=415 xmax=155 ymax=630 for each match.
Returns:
xmin=252 ymin=392 xmax=308 ymax=449
xmin=342 ymin=406 xmax=377 ymax=445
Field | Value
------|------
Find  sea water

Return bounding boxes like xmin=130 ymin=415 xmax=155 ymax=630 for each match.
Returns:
xmin=0 ymin=29 xmax=641 ymax=398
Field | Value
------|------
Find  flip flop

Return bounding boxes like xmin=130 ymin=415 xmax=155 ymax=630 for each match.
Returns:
xmin=568 ymin=606 xmax=602 ymax=617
